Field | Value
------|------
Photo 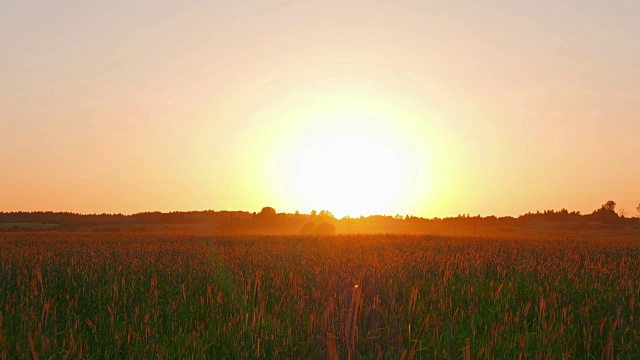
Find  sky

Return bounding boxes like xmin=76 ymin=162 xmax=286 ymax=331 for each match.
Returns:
xmin=1 ymin=0 xmax=639 ymax=218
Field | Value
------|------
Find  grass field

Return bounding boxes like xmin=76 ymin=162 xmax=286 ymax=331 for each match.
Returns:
xmin=1 ymin=232 xmax=639 ymax=359
xmin=0 ymin=223 xmax=60 ymax=231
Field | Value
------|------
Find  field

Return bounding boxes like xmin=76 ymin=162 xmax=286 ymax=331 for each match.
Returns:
xmin=1 ymin=233 xmax=639 ymax=359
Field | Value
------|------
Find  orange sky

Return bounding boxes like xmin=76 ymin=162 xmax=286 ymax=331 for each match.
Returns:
xmin=2 ymin=1 xmax=639 ymax=218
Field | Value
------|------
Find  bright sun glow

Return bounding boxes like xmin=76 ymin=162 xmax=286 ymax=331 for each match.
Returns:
xmin=275 ymin=111 xmax=426 ymax=218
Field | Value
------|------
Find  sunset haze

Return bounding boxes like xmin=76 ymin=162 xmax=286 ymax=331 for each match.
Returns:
xmin=2 ymin=0 xmax=639 ymax=218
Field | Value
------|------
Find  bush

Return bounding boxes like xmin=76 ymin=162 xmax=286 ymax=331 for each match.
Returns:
xmin=314 ymin=222 xmax=335 ymax=235
xmin=300 ymin=221 xmax=316 ymax=235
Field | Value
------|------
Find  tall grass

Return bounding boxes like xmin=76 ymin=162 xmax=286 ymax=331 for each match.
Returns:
xmin=1 ymin=233 xmax=639 ymax=358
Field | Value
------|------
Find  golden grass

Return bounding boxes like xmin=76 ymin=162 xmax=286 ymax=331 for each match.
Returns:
xmin=1 ymin=232 xmax=639 ymax=358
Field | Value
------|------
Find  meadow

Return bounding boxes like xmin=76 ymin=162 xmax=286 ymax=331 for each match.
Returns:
xmin=1 ymin=232 xmax=638 ymax=359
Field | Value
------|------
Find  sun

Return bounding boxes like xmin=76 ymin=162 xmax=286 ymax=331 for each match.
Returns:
xmin=275 ymin=112 xmax=423 ymax=218
xmin=292 ymin=134 xmax=404 ymax=217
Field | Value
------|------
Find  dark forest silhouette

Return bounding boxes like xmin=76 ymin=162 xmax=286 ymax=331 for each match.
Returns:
xmin=1 ymin=201 xmax=639 ymax=235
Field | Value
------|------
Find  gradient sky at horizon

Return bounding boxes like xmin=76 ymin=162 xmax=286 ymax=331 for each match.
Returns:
xmin=2 ymin=0 xmax=639 ymax=218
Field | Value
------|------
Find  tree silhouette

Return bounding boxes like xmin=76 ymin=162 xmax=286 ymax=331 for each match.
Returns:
xmin=603 ymin=201 xmax=616 ymax=212
xmin=318 ymin=210 xmax=335 ymax=219
xmin=591 ymin=200 xmax=620 ymax=223
xmin=260 ymin=207 xmax=276 ymax=216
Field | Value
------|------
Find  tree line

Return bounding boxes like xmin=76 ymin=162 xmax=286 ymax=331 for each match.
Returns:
xmin=1 ymin=201 xmax=639 ymax=233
